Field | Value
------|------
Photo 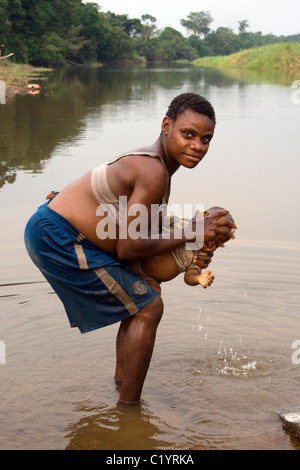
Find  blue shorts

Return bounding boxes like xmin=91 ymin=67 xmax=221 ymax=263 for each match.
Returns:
xmin=24 ymin=203 xmax=158 ymax=333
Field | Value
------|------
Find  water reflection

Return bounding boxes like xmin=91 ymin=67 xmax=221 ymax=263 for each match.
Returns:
xmin=1 ymin=64 xmax=298 ymax=189
xmin=0 ymin=64 xmax=300 ymax=450
xmin=0 ymin=162 xmax=16 ymax=187
xmin=196 ymin=65 xmax=299 ymax=87
xmin=65 ymin=401 xmax=180 ymax=450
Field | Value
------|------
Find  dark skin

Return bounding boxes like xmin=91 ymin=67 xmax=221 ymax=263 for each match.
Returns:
xmin=49 ymin=110 xmax=237 ymax=404
xmin=141 ymin=209 xmax=235 ymax=286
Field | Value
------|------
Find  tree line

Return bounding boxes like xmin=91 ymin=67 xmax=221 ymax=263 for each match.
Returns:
xmin=0 ymin=1 xmax=299 ymax=66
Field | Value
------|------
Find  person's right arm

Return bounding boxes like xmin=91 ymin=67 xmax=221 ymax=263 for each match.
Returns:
xmin=116 ymin=156 xmax=189 ymax=260
xmin=115 ymin=157 xmax=236 ymax=261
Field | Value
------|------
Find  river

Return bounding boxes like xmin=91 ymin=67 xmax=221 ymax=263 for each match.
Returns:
xmin=0 ymin=64 xmax=300 ymax=450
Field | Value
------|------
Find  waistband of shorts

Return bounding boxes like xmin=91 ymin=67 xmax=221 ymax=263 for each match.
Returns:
xmin=39 ymin=202 xmax=100 ymax=250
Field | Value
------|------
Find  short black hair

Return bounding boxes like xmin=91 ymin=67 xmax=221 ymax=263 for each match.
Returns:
xmin=166 ymin=93 xmax=216 ymax=125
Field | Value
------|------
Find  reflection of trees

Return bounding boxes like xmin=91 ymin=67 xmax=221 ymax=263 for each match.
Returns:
xmin=1 ymin=64 xmax=294 ymax=189
xmin=205 ymin=66 xmax=299 ymax=87
xmin=0 ymin=69 xmax=86 ymax=188
xmin=0 ymin=65 xmax=206 ymax=188
xmin=0 ymin=162 xmax=16 ymax=188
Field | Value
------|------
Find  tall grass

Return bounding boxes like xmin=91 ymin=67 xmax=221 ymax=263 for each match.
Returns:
xmin=192 ymin=43 xmax=300 ymax=70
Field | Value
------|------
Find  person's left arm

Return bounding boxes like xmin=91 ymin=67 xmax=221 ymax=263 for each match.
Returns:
xmin=191 ymin=250 xmax=214 ymax=270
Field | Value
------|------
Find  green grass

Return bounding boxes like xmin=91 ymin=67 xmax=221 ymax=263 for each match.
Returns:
xmin=192 ymin=43 xmax=300 ymax=70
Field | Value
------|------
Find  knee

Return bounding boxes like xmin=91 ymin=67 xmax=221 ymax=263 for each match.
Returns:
xmin=151 ymin=294 xmax=164 ymax=320
xmin=137 ymin=294 xmax=164 ymax=326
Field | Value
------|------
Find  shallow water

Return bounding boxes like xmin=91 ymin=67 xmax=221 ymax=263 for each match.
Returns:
xmin=0 ymin=65 xmax=300 ymax=450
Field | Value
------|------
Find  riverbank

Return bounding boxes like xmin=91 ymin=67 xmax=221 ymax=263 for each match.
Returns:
xmin=0 ymin=63 xmax=51 ymax=99
xmin=192 ymin=43 xmax=300 ymax=70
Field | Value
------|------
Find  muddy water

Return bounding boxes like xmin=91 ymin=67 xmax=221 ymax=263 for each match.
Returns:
xmin=0 ymin=65 xmax=299 ymax=449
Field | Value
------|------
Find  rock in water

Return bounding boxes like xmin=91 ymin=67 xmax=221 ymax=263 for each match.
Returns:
xmin=277 ymin=407 xmax=300 ymax=440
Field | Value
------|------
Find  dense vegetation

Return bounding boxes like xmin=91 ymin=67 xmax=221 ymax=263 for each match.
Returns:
xmin=1 ymin=0 xmax=299 ymax=66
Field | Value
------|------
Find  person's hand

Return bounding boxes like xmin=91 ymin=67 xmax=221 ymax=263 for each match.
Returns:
xmin=190 ymin=209 xmax=237 ymax=243
xmin=192 ymin=250 xmax=213 ymax=269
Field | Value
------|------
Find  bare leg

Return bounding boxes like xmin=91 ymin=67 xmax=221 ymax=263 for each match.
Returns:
xmin=115 ymin=317 xmax=131 ymax=387
xmin=115 ymin=294 xmax=164 ymax=404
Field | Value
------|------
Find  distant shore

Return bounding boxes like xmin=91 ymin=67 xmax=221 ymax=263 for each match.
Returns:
xmin=1 ymin=44 xmax=300 ymax=101
xmin=192 ymin=43 xmax=300 ymax=70
xmin=0 ymin=63 xmax=51 ymax=99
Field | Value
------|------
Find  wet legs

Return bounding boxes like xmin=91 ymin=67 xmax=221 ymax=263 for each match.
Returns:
xmin=115 ymin=295 xmax=163 ymax=404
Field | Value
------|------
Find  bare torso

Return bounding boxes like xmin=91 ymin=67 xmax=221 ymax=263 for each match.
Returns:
xmin=48 ymin=138 xmax=171 ymax=256
xmin=48 ymin=171 xmax=118 ymax=250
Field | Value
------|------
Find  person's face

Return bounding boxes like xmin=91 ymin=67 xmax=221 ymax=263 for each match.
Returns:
xmin=161 ymin=110 xmax=215 ymax=169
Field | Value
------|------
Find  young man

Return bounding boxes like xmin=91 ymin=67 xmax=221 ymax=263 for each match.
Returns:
xmin=24 ymin=93 xmax=237 ymax=404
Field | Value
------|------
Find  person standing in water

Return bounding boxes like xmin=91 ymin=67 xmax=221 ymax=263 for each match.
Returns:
xmin=24 ymin=93 xmax=237 ymax=404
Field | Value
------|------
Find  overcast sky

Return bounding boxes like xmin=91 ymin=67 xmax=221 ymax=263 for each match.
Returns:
xmin=87 ymin=0 xmax=300 ymax=36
